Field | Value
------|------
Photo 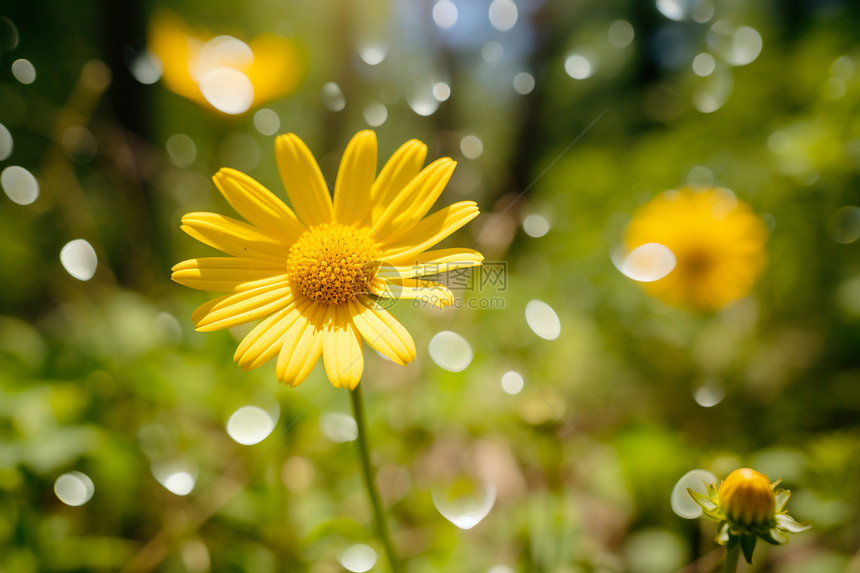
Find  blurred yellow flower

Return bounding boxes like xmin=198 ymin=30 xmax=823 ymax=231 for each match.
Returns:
xmin=719 ymin=468 xmax=776 ymax=527
xmin=624 ymin=187 xmax=768 ymax=311
xmin=688 ymin=467 xmax=810 ymax=564
xmin=172 ymin=130 xmax=482 ymax=389
xmin=148 ymin=10 xmax=303 ymax=114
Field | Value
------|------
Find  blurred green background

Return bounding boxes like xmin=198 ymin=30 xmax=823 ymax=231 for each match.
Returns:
xmin=1 ymin=0 xmax=859 ymax=571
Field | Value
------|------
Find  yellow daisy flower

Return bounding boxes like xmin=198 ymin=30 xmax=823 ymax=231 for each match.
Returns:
xmin=148 ymin=10 xmax=303 ymax=114
xmin=172 ymin=130 xmax=482 ymax=389
xmin=624 ymin=187 xmax=768 ymax=311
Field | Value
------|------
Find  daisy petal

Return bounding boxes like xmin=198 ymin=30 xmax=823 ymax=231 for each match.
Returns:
xmin=192 ymin=281 xmax=293 ymax=331
xmin=349 ymin=297 xmax=416 ymax=365
xmin=275 ymin=133 xmax=334 ymax=227
xmin=234 ymin=300 xmax=309 ymax=370
xmin=322 ymin=306 xmax=364 ymax=390
xmin=172 ymin=257 xmax=285 ymax=292
xmin=370 ymin=139 xmax=427 ymax=222
xmin=213 ymin=168 xmax=305 ymax=242
xmin=334 ymin=130 xmax=377 ymax=227
xmin=180 ymin=212 xmax=288 ymax=261
xmin=374 ymin=278 xmax=454 ymax=309
xmin=377 ymin=248 xmax=484 ymax=279
xmin=380 ymin=201 xmax=480 ymax=261
xmin=374 ymin=158 xmax=457 ymax=239
xmin=276 ymin=302 xmax=326 ymax=387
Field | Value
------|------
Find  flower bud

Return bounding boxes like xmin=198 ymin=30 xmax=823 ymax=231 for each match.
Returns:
xmin=718 ymin=468 xmax=776 ymax=526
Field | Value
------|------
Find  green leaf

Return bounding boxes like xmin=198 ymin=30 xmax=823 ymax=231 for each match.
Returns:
xmin=740 ymin=534 xmax=757 ymax=564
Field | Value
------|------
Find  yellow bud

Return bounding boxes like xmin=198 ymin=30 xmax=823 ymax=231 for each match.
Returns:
xmin=718 ymin=468 xmax=776 ymax=526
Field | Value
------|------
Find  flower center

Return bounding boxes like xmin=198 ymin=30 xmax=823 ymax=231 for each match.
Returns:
xmin=286 ymin=223 xmax=381 ymax=305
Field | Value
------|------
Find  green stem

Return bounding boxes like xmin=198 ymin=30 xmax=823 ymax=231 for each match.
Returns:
xmin=723 ymin=542 xmax=740 ymax=573
xmin=350 ymin=384 xmax=402 ymax=573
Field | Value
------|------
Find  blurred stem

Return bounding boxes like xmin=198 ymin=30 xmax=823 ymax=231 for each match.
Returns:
xmin=350 ymin=384 xmax=402 ymax=573
xmin=723 ymin=543 xmax=740 ymax=573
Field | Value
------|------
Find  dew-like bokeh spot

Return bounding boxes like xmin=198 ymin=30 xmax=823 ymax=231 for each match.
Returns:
xmin=522 ymin=213 xmax=550 ymax=238
xmin=319 ymin=412 xmax=358 ymax=443
xmin=199 ymin=68 xmax=254 ymax=114
xmin=488 ymin=0 xmax=518 ymax=32
xmin=54 ymin=471 xmax=95 ymax=506
xmin=1 ymin=165 xmax=39 ymax=205
xmin=0 ymin=16 xmax=19 ymax=50
xmin=460 ymin=135 xmax=483 ymax=159
xmin=130 ymin=51 xmax=163 ymax=85
xmin=691 ymin=0 xmax=715 ymax=23
xmin=432 ymin=476 xmax=496 ymax=529
xmin=60 ymin=239 xmax=98 ymax=281
xmin=428 ymin=331 xmax=473 ymax=372
xmin=322 ymin=82 xmax=346 ymax=112
xmin=408 ymin=94 xmax=439 ymax=116
xmin=615 ymin=243 xmax=676 ymax=282
xmin=179 ymin=540 xmax=211 ymax=573
xmin=692 ymin=53 xmax=716 ymax=76
xmin=827 ymin=206 xmax=860 ymax=244
xmin=513 ymin=72 xmax=535 ymax=94
xmin=608 ymin=20 xmax=635 ymax=48
xmin=693 ymin=380 xmax=725 ymax=407
xmin=482 ymin=41 xmax=504 ymax=64
xmin=501 ymin=371 xmax=524 ymax=394
xmin=253 ymin=108 xmax=281 ymax=136
xmin=687 ymin=165 xmax=714 ymax=187
xmin=525 ymin=300 xmax=561 ymax=340
xmin=363 ymin=103 xmax=388 ymax=127
xmin=153 ymin=461 xmax=197 ymax=496
xmin=432 ymin=81 xmax=451 ymax=102
xmin=488 ymin=567 xmax=515 ymax=573
xmin=226 ymin=405 xmax=277 ymax=445
xmin=194 ymin=35 xmax=254 ymax=77
xmin=0 ymin=122 xmax=12 ymax=161
xmin=358 ymin=43 xmax=387 ymax=66
xmin=671 ymin=469 xmax=717 ymax=518
xmin=166 ymin=134 xmax=197 ymax=168
xmin=339 ymin=544 xmax=377 ymax=573
xmin=433 ymin=0 xmax=459 ymax=29
xmin=164 ymin=472 xmax=196 ymax=496
xmin=708 ymin=21 xmax=762 ymax=66
xmin=564 ymin=54 xmax=594 ymax=79
xmin=11 ymin=58 xmax=36 ymax=84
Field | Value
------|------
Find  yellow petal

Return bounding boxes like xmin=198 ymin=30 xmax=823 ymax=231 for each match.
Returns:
xmin=334 ymin=130 xmax=377 ymax=227
xmin=147 ymin=11 xmax=206 ymax=105
xmin=275 ymin=134 xmax=334 ymax=227
xmin=373 ymin=158 xmax=457 ymax=240
xmin=233 ymin=298 xmax=316 ymax=370
xmin=245 ymin=35 xmax=304 ymax=105
xmin=373 ymin=278 xmax=454 ymax=309
xmin=349 ymin=297 xmax=416 ymax=365
xmin=276 ymin=302 xmax=326 ymax=387
xmin=171 ymin=257 xmax=285 ymax=292
xmin=377 ymin=248 xmax=484 ymax=279
xmin=380 ymin=201 xmax=480 ymax=261
xmin=322 ymin=306 xmax=364 ymax=390
xmin=180 ymin=212 xmax=288 ymax=261
xmin=213 ymin=168 xmax=305 ymax=242
xmin=192 ymin=281 xmax=292 ymax=331
xmin=370 ymin=139 xmax=427 ymax=223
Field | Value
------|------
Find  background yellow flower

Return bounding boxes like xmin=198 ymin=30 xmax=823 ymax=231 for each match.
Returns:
xmin=148 ymin=10 xmax=304 ymax=114
xmin=624 ymin=188 xmax=768 ymax=311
